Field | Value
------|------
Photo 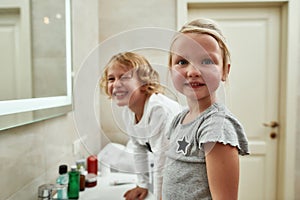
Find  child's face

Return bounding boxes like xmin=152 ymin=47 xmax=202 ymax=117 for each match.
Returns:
xmin=170 ymin=33 xmax=225 ymax=102
xmin=106 ymin=63 xmax=144 ymax=107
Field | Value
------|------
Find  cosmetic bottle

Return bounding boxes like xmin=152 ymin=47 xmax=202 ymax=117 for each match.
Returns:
xmin=56 ymin=164 xmax=68 ymax=199
xmin=76 ymin=159 xmax=85 ymax=170
xmin=68 ymin=165 xmax=79 ymax=199
xmin=87 ymin=155 xmax=98 ymax=175
xmin=79 ymin=166 xmax=86 ymax=191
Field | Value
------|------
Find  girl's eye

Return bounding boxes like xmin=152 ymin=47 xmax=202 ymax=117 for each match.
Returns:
xmin=120 ymin=74 xmax=132 ymax=81
xmin=107 ymin=77 xmax=115 ymax=83
xmin=201 ymin=58 xmax=214 ymax=65
xmin=177 ymin=59 xmax=188 ymax=65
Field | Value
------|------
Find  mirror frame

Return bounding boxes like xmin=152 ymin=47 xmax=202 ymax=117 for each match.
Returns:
xmin=0 ymin=0 xmax=72 ymax=129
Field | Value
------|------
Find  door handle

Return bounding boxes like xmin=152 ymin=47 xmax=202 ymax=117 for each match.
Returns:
xmin=263 ymin=121 xmax=279 ymax=128
xmin=263 ymin=121 xmax=279 ymax=139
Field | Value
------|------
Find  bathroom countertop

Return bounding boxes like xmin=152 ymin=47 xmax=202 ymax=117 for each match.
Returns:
xmin=78 ymin=172 xmax=154 ymax=200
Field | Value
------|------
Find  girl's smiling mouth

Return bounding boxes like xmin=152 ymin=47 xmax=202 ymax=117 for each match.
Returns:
xmin=186 ymin=81 xmax=206 ymax=88
xmin=113 ymin=90 xmax=128 ymax=98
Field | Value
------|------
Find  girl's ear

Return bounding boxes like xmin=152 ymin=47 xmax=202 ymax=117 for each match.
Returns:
xmin=140 ymin=84 xmax=148 ymax=93
xmin=222 ymin=63 xmax=231 ymax=81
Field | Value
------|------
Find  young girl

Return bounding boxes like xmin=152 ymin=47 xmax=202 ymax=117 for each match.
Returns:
xmin=100 ymin=52 xmax=182 ymax=200
xmin=162 ymin=18 xmax=249 ymax=200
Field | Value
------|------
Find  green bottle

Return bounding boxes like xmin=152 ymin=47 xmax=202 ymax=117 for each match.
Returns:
xmin=68 ymin=165 xmax=79 ymax=199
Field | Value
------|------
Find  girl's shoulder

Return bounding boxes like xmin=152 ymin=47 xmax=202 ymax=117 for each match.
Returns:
xmin=170 ymin=108 xmax=189 ymax=128
xmin=149 ymin=93 xmax=179 ymax=105
xmin=147 ymin=93 xmax=183 ymax=113
xmin=199 ymin=103 xmax=250 ymax=155
xmin=200 ymin=103 xmax=235 ymax=121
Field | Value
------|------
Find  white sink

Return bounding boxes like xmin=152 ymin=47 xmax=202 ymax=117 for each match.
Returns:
xmin=79 ymin=172 xmax=154 ymax=200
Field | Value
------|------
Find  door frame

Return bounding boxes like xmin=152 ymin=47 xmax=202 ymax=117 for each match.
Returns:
xmin=176 ymin=0 xmax=299 ymax=199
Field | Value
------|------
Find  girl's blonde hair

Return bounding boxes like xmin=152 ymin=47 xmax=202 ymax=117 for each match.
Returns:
xmin=100 ymin=52 xmax=164 ymax=97
xmin=169 ymin=18 xmax=231 ymax=79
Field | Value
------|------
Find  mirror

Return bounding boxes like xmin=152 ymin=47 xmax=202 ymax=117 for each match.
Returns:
xmin=0 ymin=0 xmax=72 ymax=130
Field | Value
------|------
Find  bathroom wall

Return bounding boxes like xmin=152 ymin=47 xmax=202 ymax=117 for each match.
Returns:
xmin=0 ymin=0 xmax=99 ymax=199
xmin=31 ymin=0 xmax=67 ymax=98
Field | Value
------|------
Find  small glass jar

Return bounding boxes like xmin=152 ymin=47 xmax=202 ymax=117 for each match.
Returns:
xmin=85 ymin=173 xmax=97 ymax=188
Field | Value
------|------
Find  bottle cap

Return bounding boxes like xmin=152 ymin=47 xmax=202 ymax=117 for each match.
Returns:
xmin=58 ymin=164 xmax=68 ymax=174
xmin=79 ymin=166 xmax=87 ymax=175
xmin=76 ymin=159 xmax=86 ymax=170
xmin=70 ymin=165 xmax=77 ymax=172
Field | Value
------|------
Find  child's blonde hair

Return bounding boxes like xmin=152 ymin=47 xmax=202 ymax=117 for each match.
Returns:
xmin=169 ymin=18 xmax=231 ymax=80
xmin=100 ymin=52 xmax=164 ymax=97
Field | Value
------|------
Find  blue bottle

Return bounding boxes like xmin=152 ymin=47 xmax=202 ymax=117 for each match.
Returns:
xmin=56 ymin=164 xmax=68 ymax=199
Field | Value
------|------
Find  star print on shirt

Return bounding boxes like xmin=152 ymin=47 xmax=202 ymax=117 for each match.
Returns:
xmin=176 ymin=136 xmax=190 ymax=155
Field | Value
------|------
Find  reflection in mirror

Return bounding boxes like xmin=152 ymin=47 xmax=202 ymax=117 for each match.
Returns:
xmin=31 ymin=0 xmax=68 ymax=99
xmin=0 ymin=0 xmax=72 ymax=130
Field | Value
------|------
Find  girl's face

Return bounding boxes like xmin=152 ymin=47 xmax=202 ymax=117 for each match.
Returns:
xmin=106 ymin=62 xmax=145 ymax=107
xmin=170 ymin=33 xmax=225 ymax=102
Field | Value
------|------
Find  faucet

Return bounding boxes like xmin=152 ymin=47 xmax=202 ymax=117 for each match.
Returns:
xmin=38 ymin=184 xmax=55 ymax=200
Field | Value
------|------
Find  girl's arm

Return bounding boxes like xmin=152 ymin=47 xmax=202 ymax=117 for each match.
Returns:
xmin=205 ymin=142 xmax=239 ymax=200
xmin=147 ymin=107 xmax=169 ymax=200
xmin=123 ymin=140 xmax=149 ymax=200
xmin=131 ymin=140 xmax=150 ymax=189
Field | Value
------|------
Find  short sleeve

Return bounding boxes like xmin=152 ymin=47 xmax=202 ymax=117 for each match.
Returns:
xmin=198 ymin=110 xmax=249 ymax=156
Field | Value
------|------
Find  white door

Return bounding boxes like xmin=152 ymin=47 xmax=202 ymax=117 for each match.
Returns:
xmin=0 ymin=0 xmax=32 ymax=128
xmin=188 ymin=5 xmax=280 ymax=200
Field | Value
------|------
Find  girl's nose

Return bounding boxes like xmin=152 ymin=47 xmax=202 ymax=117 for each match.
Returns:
xmin=187 ymin=64 xmax=201 ymax=77
xmin=113 ymin=78 xmax=122 ymax=87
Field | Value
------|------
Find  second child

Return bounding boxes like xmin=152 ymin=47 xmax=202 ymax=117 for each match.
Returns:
xmin=100 ymin=52 xmax=182 ymax=200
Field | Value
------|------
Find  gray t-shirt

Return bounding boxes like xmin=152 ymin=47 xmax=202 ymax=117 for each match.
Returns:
xmin=162 ymin=103 xmax=249 ymax=200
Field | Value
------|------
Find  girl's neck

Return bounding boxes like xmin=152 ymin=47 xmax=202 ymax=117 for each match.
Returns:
xmin=186 ymin=96 xmax=215 ymax=118
xmin=129 ymin=94 xmax=150 ymax=123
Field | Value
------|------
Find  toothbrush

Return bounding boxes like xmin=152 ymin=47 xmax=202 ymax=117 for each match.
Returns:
xmin=109 ymin=179 xmax=136 ymax=186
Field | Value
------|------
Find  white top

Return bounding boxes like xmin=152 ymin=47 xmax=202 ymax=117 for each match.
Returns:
xmin=123 ymin=93 xmax=182 ymax=200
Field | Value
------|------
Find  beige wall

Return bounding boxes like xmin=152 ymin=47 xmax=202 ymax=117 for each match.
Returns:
xmin=99 ymin=0 xmax=176 ymax=41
